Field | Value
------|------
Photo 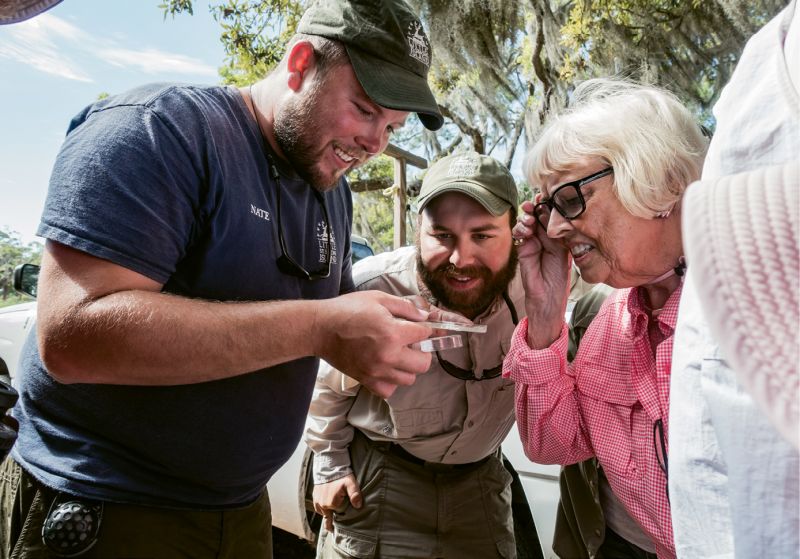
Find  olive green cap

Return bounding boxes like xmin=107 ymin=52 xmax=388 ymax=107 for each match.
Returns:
xmin=297 ymin=0 xmax=443 ymax=130
xmin=417 ymin=152 xmax=518 ymax=216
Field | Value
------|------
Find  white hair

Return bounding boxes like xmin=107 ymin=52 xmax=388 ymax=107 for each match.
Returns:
xmin=525 ymin=78 xmax=708 ymax=218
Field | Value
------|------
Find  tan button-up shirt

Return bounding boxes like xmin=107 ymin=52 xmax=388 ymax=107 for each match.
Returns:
xmin=306 ymin=245 xmax=591 ymax=483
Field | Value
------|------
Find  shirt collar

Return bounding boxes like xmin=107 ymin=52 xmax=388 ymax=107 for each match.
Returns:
xmin=626 ymin=282 xmax=684 ymax=338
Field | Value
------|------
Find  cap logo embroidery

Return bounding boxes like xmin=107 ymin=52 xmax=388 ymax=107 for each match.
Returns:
xmin=447 ymin=156 xmax=480 ymax=178
xmin=406 ymin=21 xmax=430 ymax=67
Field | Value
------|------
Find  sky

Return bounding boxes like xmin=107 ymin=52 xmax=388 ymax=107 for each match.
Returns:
xmin=0 ymin=1 xmax=528 ymax=246
xmin=0 ymin=1 xmax=226 ymax=244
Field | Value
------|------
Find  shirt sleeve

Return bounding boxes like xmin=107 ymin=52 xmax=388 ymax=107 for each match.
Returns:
xmin=338 ymin=241 xmax=356 ymax=295
xmin=503 ymin=317 xmax=595 ymax=465
xmin=39 ymin=102 xmax=207 ymax=284
xmin=305 ymin=360 xmax=361 ymax=484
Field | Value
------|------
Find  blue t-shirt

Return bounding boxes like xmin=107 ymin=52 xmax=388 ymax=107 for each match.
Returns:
xmin=13 ymin=83 xmax=355 ymax=508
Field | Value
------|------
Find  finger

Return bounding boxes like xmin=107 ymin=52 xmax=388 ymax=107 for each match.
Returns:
xmin=362 ymin=366 xmax=418 ymax=392
xmin=534 ymin=218 xmax=566 ymax=253
xmin=325 ymin=514 xmax=334 ymax=532
xmin=396 ymin=347 xmax=433 ymax=375
xmin=348 ymin=491 xmax=363 ymax=509
xmin=363 ymin=361 xmax=429 ymax=397
xmin=519 ymin=212 xmax=536 ymax=227
xmin=365 ymin=380 xmax=399 ymax=399
xmin=402 ymin=294 xmax=430 ymax=312
xmin=532 ymin=218 xmax=549 ymax=243
xmin=382 ymin=294 xmax=430 ymax=321
xmin=345 ymin=478 xmax=363 ymax=509
xmin=512 ymin=221 xmax=533 ymax=240
xmin=427 ymin=307 xmax=472 ymax=325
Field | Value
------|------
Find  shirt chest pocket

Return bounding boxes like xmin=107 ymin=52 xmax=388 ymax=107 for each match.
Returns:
xmin=388 ymin=407 xmax=444 ymax=440
xmin=578 ymin=370 xmax=647 ymax=481
xmin=482 ymin=379 xmax=517 ymax=451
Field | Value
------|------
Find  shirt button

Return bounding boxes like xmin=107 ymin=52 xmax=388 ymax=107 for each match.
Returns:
xmin=594 ymin=529 xmax=602 ymax=537
xmin=467 ymin=421 xmax=474 ymax=428
xmin=450 ymin=451 xmax=457 ymax=456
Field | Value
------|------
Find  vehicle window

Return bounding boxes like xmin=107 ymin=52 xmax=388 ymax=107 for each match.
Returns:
xmin=351 ymin=242 xmax=374 ymax=263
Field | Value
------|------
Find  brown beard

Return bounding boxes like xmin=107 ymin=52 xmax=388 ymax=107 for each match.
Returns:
xmin=273 ymin=78 xmax=340 ymax=191
xmin=415 ymin=241 xmax=518 ymax=318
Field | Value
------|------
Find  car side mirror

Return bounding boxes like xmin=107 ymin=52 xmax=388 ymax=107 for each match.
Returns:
xmin=12 ymin=263 xmax=40 ymax=299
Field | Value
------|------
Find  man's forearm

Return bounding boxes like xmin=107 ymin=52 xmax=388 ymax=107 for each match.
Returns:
xmin=39 ymin=289 xmax=323 ymax=385
xmin=36 ymin=241 xmax=435 ymax=395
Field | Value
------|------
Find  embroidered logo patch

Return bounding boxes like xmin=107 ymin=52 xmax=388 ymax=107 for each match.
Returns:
xmin=447 ymin=156 xmax=480 ymax=178
xmin=406 ymin=20 xmax=430 ymax=67
xmin=317 ymin=221 xmax=338 ymax=265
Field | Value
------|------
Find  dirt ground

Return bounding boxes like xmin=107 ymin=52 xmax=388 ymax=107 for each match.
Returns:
xmin=272 ymin=527 xmax=316 ymax=558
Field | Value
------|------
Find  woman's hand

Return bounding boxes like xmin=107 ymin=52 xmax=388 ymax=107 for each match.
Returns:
xmin=512 ymin=200 xmax=571 ymax=348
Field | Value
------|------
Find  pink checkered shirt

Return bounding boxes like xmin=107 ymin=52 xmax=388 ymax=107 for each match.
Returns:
xmin=503 ymin=285 xmax=682 ymax=558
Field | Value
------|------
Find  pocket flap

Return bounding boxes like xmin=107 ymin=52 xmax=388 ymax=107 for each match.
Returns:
xmin=390 ymin=408 xmax=442 ymax=429
xmin=332 ymin=527 xmax=377 ymax=558
xmin=577 ymin=359 xmax=638 ymax=406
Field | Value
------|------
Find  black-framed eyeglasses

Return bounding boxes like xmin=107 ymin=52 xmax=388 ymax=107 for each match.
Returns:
xmin=268 ymin=156 xmax=332 ymax=281
xmin=435 ymin=291 xmax=518 ymax=382
xmin=533 ymin=167 xmax=613 ymax=229
xmin=653 ymin=418 xmax=670 ymax=503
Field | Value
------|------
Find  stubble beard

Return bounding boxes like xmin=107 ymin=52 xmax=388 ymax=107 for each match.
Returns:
xmin=416 ymin=242 xmax=518 ymax=318
xmin=273 ymin=78 xmax=344 ymax=192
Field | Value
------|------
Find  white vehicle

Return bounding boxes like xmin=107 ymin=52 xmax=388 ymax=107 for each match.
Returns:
xmin=0 ymin=302 xmax=35 ymax=386
xmin=0 ymin=263 xmax=561 ymax=558
xmin=0 ymin=264 xmax=38 ymax=386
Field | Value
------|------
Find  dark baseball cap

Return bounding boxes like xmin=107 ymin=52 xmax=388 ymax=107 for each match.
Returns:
xmin=418 ymin=152 xmax=518 ymax=216
xmin=297 ymin=0 xmax=443 ymax=131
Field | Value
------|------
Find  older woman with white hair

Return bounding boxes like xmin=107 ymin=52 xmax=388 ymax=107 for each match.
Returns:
xmin=503 ymin=78 xmax=707 ymax=559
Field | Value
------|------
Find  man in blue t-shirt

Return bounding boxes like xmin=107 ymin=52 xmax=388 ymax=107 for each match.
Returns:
xmin=0 ymin=1 xmax=444 ymax=557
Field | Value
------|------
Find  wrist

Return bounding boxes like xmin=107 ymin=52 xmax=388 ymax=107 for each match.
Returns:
xmin=525 ymin=319 xmax=564 ymax=350
xmin=308 ymin=299 xmax=329 ymax=359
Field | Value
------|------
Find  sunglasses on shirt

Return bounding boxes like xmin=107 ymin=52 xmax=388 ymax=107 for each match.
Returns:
xmin=435 ymin=291 xmax=519 ymax=382
xmin=267 ymin=155 xmax=332 ymax=281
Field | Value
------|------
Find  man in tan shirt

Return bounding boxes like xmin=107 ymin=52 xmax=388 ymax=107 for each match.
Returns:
xmin=306 ymin=152 xmax=592 ymax=558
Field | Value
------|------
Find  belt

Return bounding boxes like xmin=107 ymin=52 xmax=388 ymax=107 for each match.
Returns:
xmin=385 ymin=442 xmax=493 ymax=474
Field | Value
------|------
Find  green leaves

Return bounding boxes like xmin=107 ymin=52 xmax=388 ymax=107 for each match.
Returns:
xmin=557 ymin=0 xmax=784 ymax=115
xmin=158 ymin=0 xmax=785 ymax=249
xmin=162 ymin=0 xmax=303 ymax=85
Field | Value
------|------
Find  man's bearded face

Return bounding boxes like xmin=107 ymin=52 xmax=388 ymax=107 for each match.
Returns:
xmin=416 ymin=239 xmax=517 ymax=318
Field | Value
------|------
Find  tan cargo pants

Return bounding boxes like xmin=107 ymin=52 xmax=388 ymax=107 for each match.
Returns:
xmin=316 ymin=431 xmax=516 ymax=559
